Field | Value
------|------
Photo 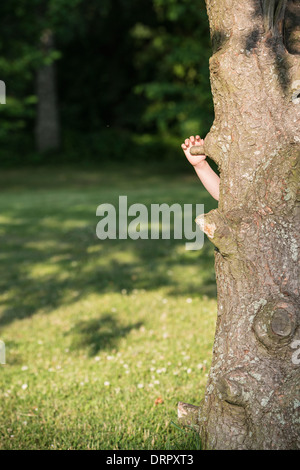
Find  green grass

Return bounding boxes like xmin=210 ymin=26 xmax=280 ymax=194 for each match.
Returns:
xmin=0 ymin=164 xmax=218 ymax=450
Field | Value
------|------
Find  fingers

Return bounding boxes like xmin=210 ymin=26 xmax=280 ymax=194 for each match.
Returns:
xmin=182 ymin=135 xmax=203 ymax=150
xmin=196 ymin=136 xmax=204 ymax=145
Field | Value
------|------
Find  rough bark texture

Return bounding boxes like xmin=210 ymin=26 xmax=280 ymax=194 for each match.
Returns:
xmin=179 ymin=0 xmax=300 ymax=450
xmin=35 ymin=29 xmax=60 ymax=152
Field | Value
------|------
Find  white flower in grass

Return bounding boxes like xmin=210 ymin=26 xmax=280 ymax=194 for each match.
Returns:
xmin=187 ymin=368 xmax=192 ymax=374
xmin=21 ymin=384 xmax=28 ymax=390
xmin=186 ymin=298 xmax=192 ymax=304
xmin=21 ymin=366 xmax=28 ymax=371
xmin=154 ymin=380 xmax=160 ymax=385
xmin=137 ymin=384 xmax=144 ymax=389
xmin=104 ymin=381 xmax=110 ymax=386
xmin=94 ymin=356 xmax=100 ymax=362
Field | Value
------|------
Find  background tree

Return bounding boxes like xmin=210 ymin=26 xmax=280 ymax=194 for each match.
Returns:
xmin=178 ymin=0 xmax=300 ymax=450
xmin=35 ymin=28 xmax=60 ymax=152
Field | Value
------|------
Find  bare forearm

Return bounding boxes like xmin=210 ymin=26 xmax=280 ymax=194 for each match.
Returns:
xmin=181 ymin=135 xmax=220 ymax=201
xmin=194 ymin=160 xmax=220 ymax=201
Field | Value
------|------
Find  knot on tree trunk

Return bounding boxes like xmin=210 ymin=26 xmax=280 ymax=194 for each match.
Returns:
xmin=177 ymin=402 xmax=201 ymax=432
xmin=195 ymin=209 xmax=245 ymax=257
xmin=190 ymin=145 xmax=205 ymax=156
xmin=253 ymin=299 xmax=298 ymax=353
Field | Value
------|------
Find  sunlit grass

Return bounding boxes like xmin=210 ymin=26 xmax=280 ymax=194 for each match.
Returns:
xmin=0 ymin=165 xmax=218 ymax=450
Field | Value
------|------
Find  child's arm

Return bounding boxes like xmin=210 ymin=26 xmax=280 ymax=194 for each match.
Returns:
xmin=181 ymin=135 xmax=220 ymax=201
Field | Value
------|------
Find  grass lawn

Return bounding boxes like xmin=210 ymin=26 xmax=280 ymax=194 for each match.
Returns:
xmin=0 ymin=164 xmax=218 ymax=450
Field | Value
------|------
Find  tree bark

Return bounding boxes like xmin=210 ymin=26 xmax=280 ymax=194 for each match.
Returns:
xmin=35 ymin=29 xmax=60 ymax=153
xmin=179 ymin=0 xmax=300 ymax=450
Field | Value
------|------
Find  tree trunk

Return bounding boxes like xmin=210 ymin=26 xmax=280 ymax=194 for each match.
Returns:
xmin=35 ymin=29 xmax=60 ymax=152
xmin=179 ymin=0 xmax=300 ymax=450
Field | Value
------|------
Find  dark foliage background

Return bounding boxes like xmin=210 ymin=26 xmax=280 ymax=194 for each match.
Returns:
xmin=0 ymin=0 xmax=213 ymax=166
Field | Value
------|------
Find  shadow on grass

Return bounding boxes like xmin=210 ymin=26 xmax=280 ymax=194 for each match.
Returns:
xmin=68 ymin=314 xmax=143 ymax=356
xmin=0 ymin=171 xmax=217 ymax=327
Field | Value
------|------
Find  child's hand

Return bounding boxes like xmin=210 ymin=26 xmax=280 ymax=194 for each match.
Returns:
xmin=181 ymin=135 xmax=206 ymax=168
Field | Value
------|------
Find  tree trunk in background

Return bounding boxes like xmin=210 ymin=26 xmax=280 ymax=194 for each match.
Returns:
xmin=179 ymin=0 xmax=300 ymax=449
xmin=35 ymin=29 xmax=60 ymax=152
